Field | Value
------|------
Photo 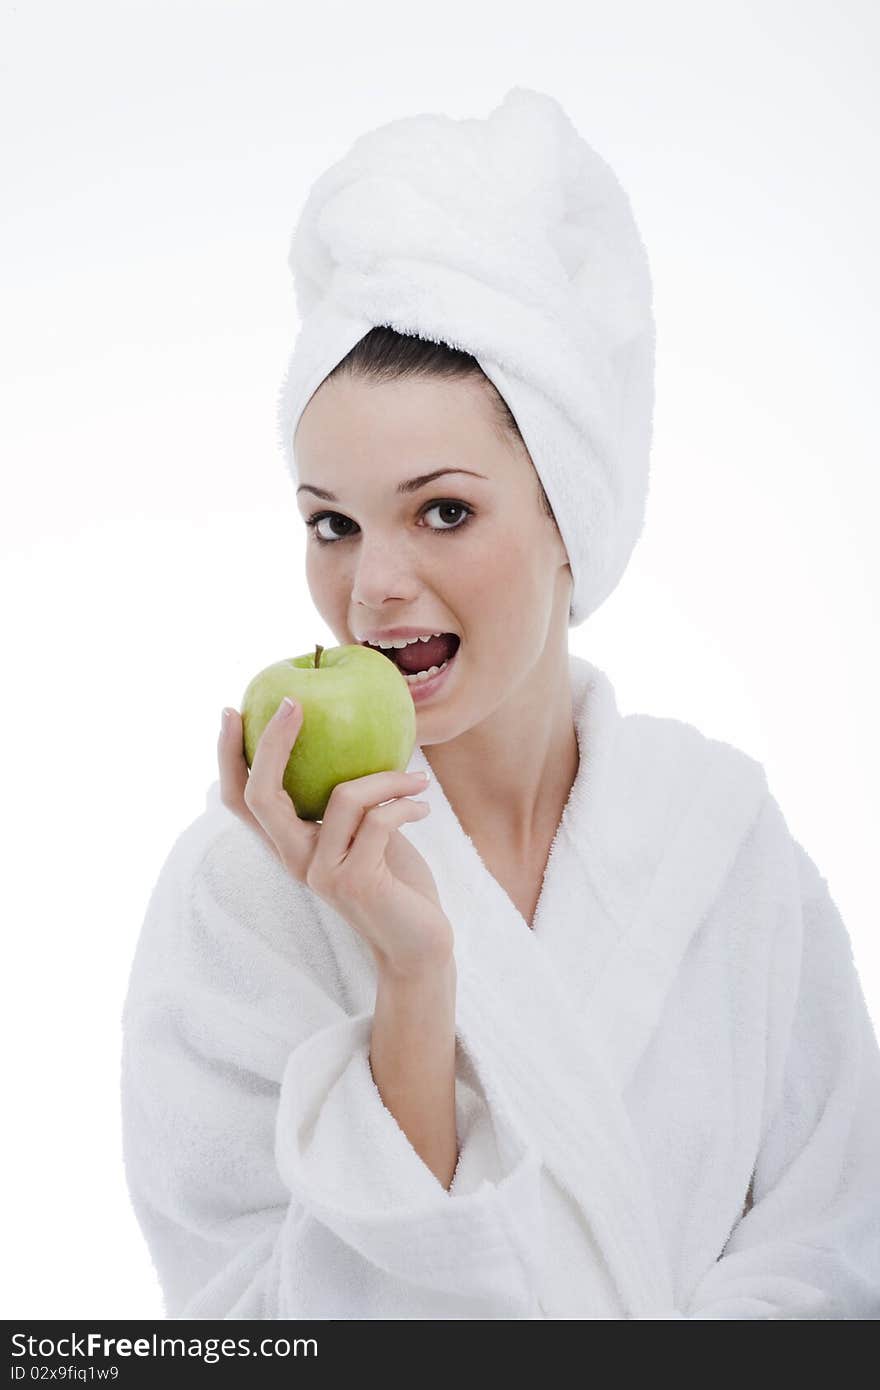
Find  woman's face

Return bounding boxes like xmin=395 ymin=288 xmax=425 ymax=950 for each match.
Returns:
xmin=293 ymin=371 xmax=571 ymax=737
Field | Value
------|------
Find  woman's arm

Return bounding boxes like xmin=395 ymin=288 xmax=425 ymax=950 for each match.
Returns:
xmin=370 ymin=955 xmax=459 ymax=1190
xmin=121 ymin=823 xmax=545 ymax=1320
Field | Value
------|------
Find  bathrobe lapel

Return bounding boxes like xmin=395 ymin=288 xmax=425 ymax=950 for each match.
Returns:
xmin=408 ymin=656 xmax=768 ymax=1317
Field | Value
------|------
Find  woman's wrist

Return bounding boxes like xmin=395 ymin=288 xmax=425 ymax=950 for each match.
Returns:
xmin=373 ymin=935 xmax=457 ymax=986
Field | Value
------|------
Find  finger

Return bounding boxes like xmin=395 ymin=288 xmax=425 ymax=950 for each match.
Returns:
xmin=243 ymin=697 xmax=314 ymax=873
xmin=217 ymin=708 xmax=249 ymax=805
xmin=340 ymin=797 xmax=431 ymax=888
xmin=308 ymin=770 xmax=430 ymax=883
xmin=217 ymin=707 xmax=279 ymax=858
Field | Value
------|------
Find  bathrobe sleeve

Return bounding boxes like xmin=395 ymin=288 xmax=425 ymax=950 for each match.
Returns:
xmin=675 ymin=836 xmax=880 ymax=1320
xmin=120 ymin=822 xmax=545 ymax=1321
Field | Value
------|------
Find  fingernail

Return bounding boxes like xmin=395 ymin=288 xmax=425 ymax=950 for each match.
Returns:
xmin=415 ymin=769 xmax=430 ymax=781
xmin=280 ymin=696 xmax=298 ymax=717
xmin=221 ymin=707 xmax=233 ymax=728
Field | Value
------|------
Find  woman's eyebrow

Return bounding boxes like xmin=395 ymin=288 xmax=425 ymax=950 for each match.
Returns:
xmin=296 ymin=468 xmax=488 ymax=502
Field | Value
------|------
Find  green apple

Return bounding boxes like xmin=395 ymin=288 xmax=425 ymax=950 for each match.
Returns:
xmin=240 ymin=643 xmax=417 ymax=821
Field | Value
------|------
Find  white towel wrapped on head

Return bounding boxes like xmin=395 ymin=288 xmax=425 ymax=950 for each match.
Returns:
xmin=276 ymin=86 xmax=656 ymax=627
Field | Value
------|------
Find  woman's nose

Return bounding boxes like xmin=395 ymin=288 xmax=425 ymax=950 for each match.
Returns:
xmin=349 ymin=537 xmax=421 ymax=608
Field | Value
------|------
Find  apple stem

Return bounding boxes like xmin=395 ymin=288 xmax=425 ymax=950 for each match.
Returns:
xmin=314 ymin=643 xmax=324 ymax=669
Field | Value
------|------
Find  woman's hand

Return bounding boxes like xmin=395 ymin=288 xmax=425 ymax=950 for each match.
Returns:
xmin=217 ymin=698 xmax=454 ymax=978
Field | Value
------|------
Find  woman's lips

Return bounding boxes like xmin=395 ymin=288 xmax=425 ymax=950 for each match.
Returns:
xmin=355 ymin=634 xmax=461 ymax=703
xmin=361 ymin=633 xmax=461 ymax=668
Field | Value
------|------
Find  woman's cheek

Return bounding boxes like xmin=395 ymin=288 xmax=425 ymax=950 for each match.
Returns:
xmin=305 ymin=545 xmax=344 ymax=613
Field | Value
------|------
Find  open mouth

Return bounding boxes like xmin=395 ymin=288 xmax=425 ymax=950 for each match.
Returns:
xmin=361 ymin=632 xmax=461 ymax=681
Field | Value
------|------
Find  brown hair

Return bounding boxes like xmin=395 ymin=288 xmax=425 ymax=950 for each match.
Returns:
xmin=323 ymin=325 xmax=556 ymax=523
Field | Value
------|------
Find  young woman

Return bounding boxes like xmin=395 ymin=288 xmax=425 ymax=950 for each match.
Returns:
xmin=120 ymin=90 xmax=880 ymax=1320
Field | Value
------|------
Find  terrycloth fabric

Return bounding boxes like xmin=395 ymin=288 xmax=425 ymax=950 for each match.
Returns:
xmin=275 ymin=86 xmax=656 ymax=628
xmin=120 ymin=654 xmax=880 ymax=1319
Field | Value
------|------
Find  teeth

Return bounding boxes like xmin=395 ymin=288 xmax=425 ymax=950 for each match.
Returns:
xmin=402 ymin=658 xmax=451 ymax=684
xmin=364 ymin=631 xmax=449 ymax=650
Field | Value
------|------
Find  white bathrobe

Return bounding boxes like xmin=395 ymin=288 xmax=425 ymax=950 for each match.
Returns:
xmin=119 ymin=654 xmax=880 ymax=1319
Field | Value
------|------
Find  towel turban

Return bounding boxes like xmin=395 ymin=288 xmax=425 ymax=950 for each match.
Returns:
xmin=276 ymin=86 xmax=656 ymax=627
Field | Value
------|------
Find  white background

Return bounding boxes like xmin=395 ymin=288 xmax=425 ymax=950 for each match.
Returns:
xmin=2 ymin=0 xmax=877 ymax=1318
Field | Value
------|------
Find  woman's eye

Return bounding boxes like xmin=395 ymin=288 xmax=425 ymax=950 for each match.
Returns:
xmin=305 ymin=500 xmax=474 ymax=545
xmin=423 ymin=501 xmax=473 ymax=532
xmin=307 ymin=513 xmax=354 ymax=543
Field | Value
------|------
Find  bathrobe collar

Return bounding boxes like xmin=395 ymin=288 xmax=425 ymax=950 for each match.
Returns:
xmin=406 ymin=654 xmax=769 ymax=1317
